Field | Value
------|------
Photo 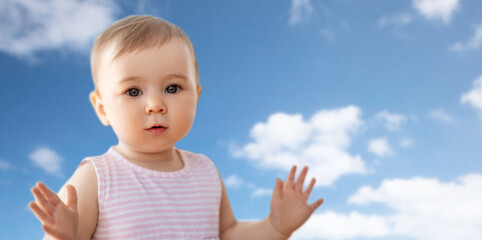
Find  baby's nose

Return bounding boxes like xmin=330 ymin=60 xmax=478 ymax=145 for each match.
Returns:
xmin=145 ymin=97 xmax=167 ymax=114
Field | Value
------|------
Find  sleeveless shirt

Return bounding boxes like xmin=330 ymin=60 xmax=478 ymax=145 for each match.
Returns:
xmin=81 ymin=147 xmax=221 ymax=239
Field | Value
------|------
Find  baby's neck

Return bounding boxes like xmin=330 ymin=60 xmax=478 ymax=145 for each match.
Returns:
xmin=113 ymin=145 xmax=184 ymax=172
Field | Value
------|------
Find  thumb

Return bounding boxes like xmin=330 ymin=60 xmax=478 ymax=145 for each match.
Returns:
xmin=65 ymin=184 xmax=78 ymax=212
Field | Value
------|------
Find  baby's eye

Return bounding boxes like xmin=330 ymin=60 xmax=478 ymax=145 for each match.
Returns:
xmin=165 ymin=85 xmax=180 ymax=94
xmin=126 ymin=88 xmax=142 ymax=97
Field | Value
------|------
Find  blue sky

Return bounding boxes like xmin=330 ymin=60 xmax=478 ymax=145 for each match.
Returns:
xmin=1 ymin=0 xmax=482 ymax=239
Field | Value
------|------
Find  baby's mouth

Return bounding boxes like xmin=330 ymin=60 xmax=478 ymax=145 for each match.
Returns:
xmin=146 ymin=126 xmax=167 ymax=134
xmin=146 ymin=125 xmax=167 ymax=134
xmin=147 ymin=123 xmax=167 ymax=129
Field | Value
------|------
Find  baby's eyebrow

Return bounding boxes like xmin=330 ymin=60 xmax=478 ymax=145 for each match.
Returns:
xmin=118 ymin=73 xmax=188 ymax=84
xmin=119 ymin=76 xmax=143 ymax=84
xmin=162 ymin=73 xmax=188 ymax=81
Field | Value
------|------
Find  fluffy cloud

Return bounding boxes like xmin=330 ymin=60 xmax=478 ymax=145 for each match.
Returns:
xmin=251 ymin=188 xmax=273 ymax=198
xmin=461 ymin=76 xmax=482 ymax=119
xmin=400 ymin=138 xmax=413 ymax=148
xmin=375 ymin=111 xmax=408 ymax=131
xmin=378 ymin=13 xmax=413 ymax=27
xmin=232 ymin=106 xmax=369 ymax=187
xmin=412 ymin=0 xmax=460 ymax=24
xmin=0 ymin=0 xmax=118 ymax=59
xmin=349 ymin=174 xmax=482 ymax=240
xmin=29 ymin=147 xmax=63 ymax=177
xmin=427 ymin=108 xmax=454 ymax=123
xmin=0 ymin=159 xmax=13 ymax=171
xmin=320 ymin=28 xmax=336 ymax=41
xmin=289 ymin=0 xmax=313 ymax=25
xmin=368 ymin=138 xmax=393 ymax=157
xmin=292 ymin=211 xmax=390 ymax=240
xmin=224 ymin=174 xmax=245 ymax=189
xmin=293 ymin=174 xmax=482 ymax=240
xmin=451 ymin=25 xmax=482 ymax=52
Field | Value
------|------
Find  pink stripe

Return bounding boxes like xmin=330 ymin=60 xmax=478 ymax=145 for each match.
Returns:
xmin=106 ymin=158 xmax=212 ymax=173
xmin=96 ymin=216 xmax=217 ymax=234
xmin=107 ymin=174 xmax=219 ymax=184
xmin=99 ymin=214 xmax=219 ymax=227
xmin=101 ymin=199 xmax=220 ymax=214
xmin=106 ymin=192 xmax=220 ymax=204
xmin=96 ymin=227 xmax=218 ymax=239
xmin=96 ymin=215 xmax=218 ymax=234
xmin=110 ymin=188 xmax=219 ymax=199
xmin=103 ymin=202 xmax=218 ymax=216
xmin=107 ymin=181 xmax=220 ymax=191
xmin=100 ymin=207 xmax=218 ymax=223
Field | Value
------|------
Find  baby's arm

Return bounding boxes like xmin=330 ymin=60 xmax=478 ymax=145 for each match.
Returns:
xmin=29 ymin=162 xmax=99 ymax=240
xmin=219 ymin=166 xmax=324 ymax=240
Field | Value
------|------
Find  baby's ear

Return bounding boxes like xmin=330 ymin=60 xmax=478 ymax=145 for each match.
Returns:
xmin=196 ymin=85 xmax=202 ymax=103
xmin=89 ymin=90 xmax=110 ymax=126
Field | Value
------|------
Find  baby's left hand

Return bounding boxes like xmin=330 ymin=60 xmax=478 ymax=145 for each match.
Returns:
xmin=268 ymin=166 xmax=324 ymax=238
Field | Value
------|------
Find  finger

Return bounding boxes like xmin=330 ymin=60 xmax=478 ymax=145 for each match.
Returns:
xmin=37 ymin=182 xmax=61 ymax=206
xmin=295 ymin=166 xmax=309 ymax=191
xmin=29 ymin=202 xmax=54 ymax=225
xmin=272 ymin=178 xmax=284 ymax=199
xmin=32 ymin=186 xmax=55 ymax=215
xmin=66 ymin=184 xmax=78 ymax=212
xmin=303 ymin=178 xmax=316 ymax=198
xmin=285 ymin=165 xmax=297 ymax=188
xmin=309 ymin=198 xmax=324 ymax=213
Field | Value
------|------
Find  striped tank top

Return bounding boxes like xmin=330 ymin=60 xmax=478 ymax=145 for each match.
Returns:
xmin=81 ymin=147 xmax=221 ymax=239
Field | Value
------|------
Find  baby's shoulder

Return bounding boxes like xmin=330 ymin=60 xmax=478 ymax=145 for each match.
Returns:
xmin=180 ymin=149 xmax=208 ymax=159
xmin=179 ymin=149 xmax=212 ymax=162
xmin=179 ymin=149 xmax=218 ymax=169
xmin=70 ymin=160 xmax=98 ymax=189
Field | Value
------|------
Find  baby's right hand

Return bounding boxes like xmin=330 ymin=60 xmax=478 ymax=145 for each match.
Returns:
xmin=29 ymin=182 xmax=79 ymax=240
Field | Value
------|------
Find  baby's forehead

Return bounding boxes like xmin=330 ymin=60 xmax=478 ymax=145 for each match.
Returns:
xmin=101 ymin=37 xmax=191 ymax=65
xmin=92 ymin=37 xmax=198 ymax=89
xmin=96 ymin=39 xmax=196 ymax=85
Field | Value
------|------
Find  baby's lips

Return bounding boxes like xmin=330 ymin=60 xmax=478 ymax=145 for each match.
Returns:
xmin=146 ymin=124 xmax=167 ymax=130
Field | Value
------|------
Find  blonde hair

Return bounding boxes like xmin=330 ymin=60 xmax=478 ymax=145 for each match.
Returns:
xmin=90 ymin=15 xmax=199 ymax=88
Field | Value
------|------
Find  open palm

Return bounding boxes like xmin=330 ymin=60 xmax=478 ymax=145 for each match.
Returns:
xmin=29 ymin=182 xmax=79 ymax=240
xmin=268 ymin=166 xmax=324 ymax=237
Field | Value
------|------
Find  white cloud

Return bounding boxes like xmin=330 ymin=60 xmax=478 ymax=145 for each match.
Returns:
xmin=400 ymin=138 xmax=413 ymax=148
xmin=294 ymin=174 xmax=482 ymax=240
xmin=348 ymin=174 xmax=482 ymax=240
xmin=29 ymin=147 xmax=63 ymax=177
xmin=412 ymin=0 xmax=460 ymax=24
xmin=451 ymin=25 xmax=482 ymax=52
xmin=224 ymin=174 xmax=245 ymax=189
xmin=0 ymin=0 xmax=118 ymax=59
xmin=427 ymin=108 xmax=454 ymax=123
xmin=292 ymin=211 xmax=391 ymax=240
xmin=320 ymin=28 xmax=336 ymax=41
xmin=232 ymin=106 xmax=369 ymax=187
xmin=368 ymin=138 xmax=393 ymax=157
xmin=289 ymin=0 xmax=313 ymax=25
xmin=461 ymin=76 xmax=482 ymax=119
xmin=0 ymin=159 xmax=13 ymax=171
xmin=378 ymin=13 xmax=413 ymax=27
xmin=251 ymin=188 xmax=272 ymax=198
xmin=375 ymin=111 xmax=408 ymax=131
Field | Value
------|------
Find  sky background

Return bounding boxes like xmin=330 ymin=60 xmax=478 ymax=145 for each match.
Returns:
xmin=1 ymin=0 xmax=482 ymax=239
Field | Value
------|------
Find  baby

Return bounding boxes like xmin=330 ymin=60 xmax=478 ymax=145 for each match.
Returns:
xmin=29 ymin=15 xmax=324 ymax=240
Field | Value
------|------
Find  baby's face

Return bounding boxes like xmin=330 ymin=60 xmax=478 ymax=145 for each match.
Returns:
xmin=93 ymin=39 xmax=201 ymax=153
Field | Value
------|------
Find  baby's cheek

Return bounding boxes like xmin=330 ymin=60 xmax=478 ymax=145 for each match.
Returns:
xmin=175 ymin=105 xmax=197 ymax=132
